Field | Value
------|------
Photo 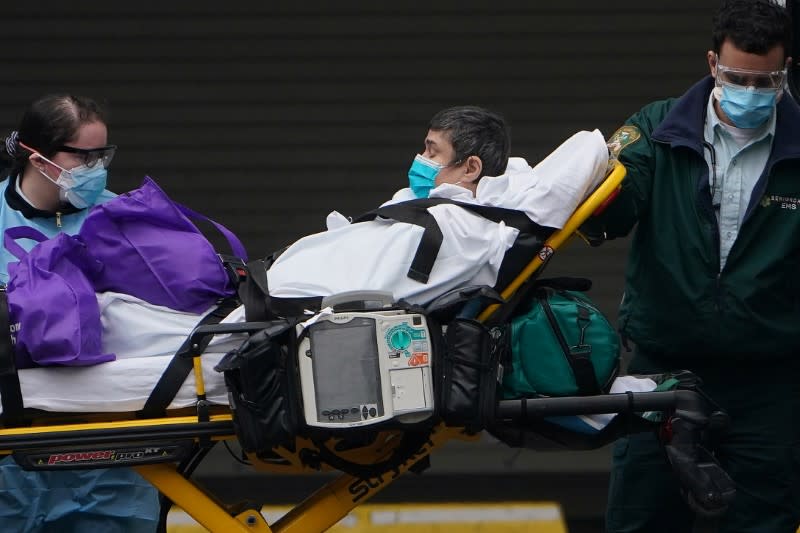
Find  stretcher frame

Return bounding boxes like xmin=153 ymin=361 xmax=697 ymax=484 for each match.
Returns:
xmin=0 ymin=161 xmax=706 ymax=532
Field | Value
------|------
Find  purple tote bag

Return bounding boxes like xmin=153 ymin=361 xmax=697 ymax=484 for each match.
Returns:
xmin=79 ymin=177 xmax=247 ymax=313
xmin=4 ymin=227 xmax=114 ymax=368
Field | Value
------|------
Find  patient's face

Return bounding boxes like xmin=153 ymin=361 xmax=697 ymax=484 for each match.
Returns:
xmin=422 ymin=129 xmax=464 ymax=187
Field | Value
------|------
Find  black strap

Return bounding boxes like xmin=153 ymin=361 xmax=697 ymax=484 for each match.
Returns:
xmin=241 ymin=257 xmax=324 ymax=319
xmin=354 ymin=198 xmax=544 ymax=284
xmin=246 ymin=258 xmax=269 ymax=296
xmin=568 ymin=305 xmax=600 ymax=396
xmin=138 ymin=299 xmax=239 ymax=418
xmin=0 ymin=290 xmax=24 ymax=427
xmin=266 ymin=294 xmax=324 ymax=318
xmin=532 ymin=287 xmax=599 ymax=396
xmin=358 ymin=202 xmax=443 ymax=283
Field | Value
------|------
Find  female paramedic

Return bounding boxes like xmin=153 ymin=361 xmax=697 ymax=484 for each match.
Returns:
xmin=0 ymin=95 xmax=159 ymax=531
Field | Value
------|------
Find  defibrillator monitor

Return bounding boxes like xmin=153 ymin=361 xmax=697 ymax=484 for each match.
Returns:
xmin=297 ymin=310 xmax=434 ymax=428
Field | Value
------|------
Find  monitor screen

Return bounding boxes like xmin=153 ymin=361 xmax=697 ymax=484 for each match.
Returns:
xmin=309 ymin=318 xmax=384 ymax=422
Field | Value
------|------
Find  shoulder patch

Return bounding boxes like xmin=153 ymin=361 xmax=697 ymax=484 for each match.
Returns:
xmin=607 ymin=126 xmax=641 ymax=158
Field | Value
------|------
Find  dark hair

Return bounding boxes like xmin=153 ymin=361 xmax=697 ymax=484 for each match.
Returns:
xmin=711 ymin=0 xmax=791 ymax=57
xmin=429 ymin=105 xmax=511 ymax=178
xmin=0 ymin=94 xmax=108 ymax=177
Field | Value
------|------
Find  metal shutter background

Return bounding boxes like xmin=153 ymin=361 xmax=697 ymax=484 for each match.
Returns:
xmin=2 ymin=1 xmax=718 ymax=324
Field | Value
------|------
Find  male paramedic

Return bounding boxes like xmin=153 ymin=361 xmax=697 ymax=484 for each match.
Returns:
xmin=0 ymin=95 xmax=159 ymax=531
xmin=584 ymin=1 xmax=800 ymax=531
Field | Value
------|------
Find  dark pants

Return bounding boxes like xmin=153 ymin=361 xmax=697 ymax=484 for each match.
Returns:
xmin=606 ymin=353 xmax=800 ymax=533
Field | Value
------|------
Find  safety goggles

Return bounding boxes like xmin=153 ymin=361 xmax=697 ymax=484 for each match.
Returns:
xmin=714 ymin=56 xmax=786 ymax=90
xmin=56 ymin=144 xmax=117 ymax=169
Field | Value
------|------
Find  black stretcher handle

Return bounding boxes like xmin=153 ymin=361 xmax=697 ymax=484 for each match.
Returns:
xmin=496 ymin=390 xmax=711 ymax=420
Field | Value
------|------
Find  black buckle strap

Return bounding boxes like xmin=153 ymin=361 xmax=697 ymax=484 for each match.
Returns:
xmin=219 ymin=254 xmax=248 ymax=288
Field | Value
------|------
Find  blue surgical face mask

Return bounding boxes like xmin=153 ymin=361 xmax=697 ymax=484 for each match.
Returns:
xmin=36 ymin=157 xmax=108 ymax=209
xmin=60 ymin=164 xmax=108 ymax=208
xmin=717 ymin=84 xmax=779 ymax=129
xmin=407 ymin=154 xmax=445 ymax=198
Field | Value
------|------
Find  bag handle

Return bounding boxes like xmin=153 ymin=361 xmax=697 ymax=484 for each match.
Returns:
xmin=175 ymin=203 xmax=248 ymax=261
xmin=3 ymin=226 xmax=50 ymax=261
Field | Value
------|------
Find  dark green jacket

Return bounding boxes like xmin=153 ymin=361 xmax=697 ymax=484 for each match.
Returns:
xmin=596 ymin=76 xmax=800 ymax=360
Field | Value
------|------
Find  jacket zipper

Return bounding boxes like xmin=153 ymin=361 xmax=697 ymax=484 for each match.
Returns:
xmin=56 ymin=211 xmax=62 ymax=228
xmin=694 ymin=153 xmax=722 ymax=311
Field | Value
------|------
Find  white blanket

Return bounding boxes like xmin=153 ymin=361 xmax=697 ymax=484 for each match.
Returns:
xmin=267 ymin=130 xmax=609 ymax=305
xmin=98 ymin=292 xmax=247 ymax=360
xmin=1 ymin=352 xmax=230 ymax=413
xmin=0 ymin=294 xmax=246 ymax=414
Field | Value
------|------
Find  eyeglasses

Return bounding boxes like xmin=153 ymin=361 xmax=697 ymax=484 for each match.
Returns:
xmin=56 ymin=144 xmax=117 ymax=169
xmin=714 ymin=56 xmax=786 ymax=90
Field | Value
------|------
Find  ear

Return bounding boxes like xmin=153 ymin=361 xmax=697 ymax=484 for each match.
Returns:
xmin=28 ymin=153 xmax=51 ymax=175
xmin=463 ymin=155 xmax=483 ymax=183
xmin=707 ymin=50 xmax=717 ymax=78
xmin=28 ymin=153 xmax=44 ymax=168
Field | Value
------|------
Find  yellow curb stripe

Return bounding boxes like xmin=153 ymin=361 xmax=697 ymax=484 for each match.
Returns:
xmin=168 ymin=502 xmax=568 ymax=532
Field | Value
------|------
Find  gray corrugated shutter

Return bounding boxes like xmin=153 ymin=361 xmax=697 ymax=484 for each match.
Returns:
xmin=1 ymin=1 xmax=719 ymax=322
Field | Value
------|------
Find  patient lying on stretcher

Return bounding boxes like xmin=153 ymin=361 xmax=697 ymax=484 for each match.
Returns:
xmin=266 ymin=106 xmax=610 ymax=305
xmin=3 ymin=106 xmax=657 ymax=425
xmin=3 ymin=107 xmax=648 ymax=415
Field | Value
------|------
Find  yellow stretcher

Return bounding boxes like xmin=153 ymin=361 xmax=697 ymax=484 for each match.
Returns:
xmin=0 ymin=162 xmax=729 ymax=532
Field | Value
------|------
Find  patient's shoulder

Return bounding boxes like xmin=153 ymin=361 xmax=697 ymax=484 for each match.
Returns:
xmin=383 ymin=187 xmax=416 ymax=206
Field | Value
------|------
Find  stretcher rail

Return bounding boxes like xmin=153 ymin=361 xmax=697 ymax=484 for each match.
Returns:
xmin=496 ymin=390 xmax=705 ymax=419
xmin=0 ymin=418 xmax=234 ymax=451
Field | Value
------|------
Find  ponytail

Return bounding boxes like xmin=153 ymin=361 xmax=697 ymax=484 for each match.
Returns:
xmin=0 ymin=130 xmax=21 ymax=178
